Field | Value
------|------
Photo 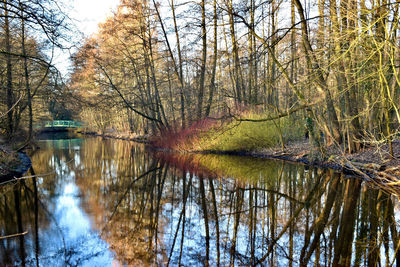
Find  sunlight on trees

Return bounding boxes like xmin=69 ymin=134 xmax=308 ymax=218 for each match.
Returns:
xmin=68 ymin=0 xmax=400 ymax=155
xmin=1 ymin=0 xmax=398 ymax=155
xmin=0 ymin=0 xmax=70 ymax=142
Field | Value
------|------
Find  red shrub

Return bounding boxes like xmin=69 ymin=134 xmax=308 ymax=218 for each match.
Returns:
xmin=151 ymin=118 xmax=217 ymax=151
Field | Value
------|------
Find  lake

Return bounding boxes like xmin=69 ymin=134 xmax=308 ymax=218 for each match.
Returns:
xmin=0 ymin=135 xmax=399 ymax=266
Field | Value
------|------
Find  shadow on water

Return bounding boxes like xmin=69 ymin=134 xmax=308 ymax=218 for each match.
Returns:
xmin=35 ymin=130 xmax=79 ymax=140
xmin=1 ymin=137 xmax=400 ymax=266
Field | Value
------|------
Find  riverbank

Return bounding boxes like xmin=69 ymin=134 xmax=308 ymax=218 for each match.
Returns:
xmin=81 ymin=130 xmax=400 ymax=183
xmin=78 ymin=131 xmax=150 ymax=144
xmin=248 ymin=140 xmax=400 ymax=180
xmin=0 ymin=144 xmax=31 ymax=182
xmin=155 ymin=139 xmax=399 ymax=179
xmin=150 ymin=139 xmax=400 ymax=196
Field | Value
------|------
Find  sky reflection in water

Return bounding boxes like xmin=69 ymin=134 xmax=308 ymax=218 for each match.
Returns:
xmin=0 ymin=136 xmax=400 ymax=266
xmin=0 ymin=137 xmax=117 ymax=266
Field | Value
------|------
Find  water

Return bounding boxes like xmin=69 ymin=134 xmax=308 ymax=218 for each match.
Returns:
xmin=0 ymin=135 xmax=399 ymax=266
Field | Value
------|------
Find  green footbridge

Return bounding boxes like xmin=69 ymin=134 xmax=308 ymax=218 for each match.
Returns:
xmin=43 ymin=120 xmax=87 ymax=129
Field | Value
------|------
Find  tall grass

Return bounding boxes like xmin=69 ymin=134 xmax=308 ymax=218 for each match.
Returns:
xmin=152 ymin=111 xmax=304 ymax=152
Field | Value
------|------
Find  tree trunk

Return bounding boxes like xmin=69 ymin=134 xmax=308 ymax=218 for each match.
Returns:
xmin=205 ymin=0 xmax=217 ymax=117
xmin=171 ymin=0 xmax=186 ymax=128
xmin=294 ymin=0 xmax=342 ymax=144
xmin=226 ymin=0 xmax=242 ymax=104
xmin=4 ymin=0 xmax=14 ymax=138
xmin=21 ymin=5 xmax=33 ymax=142
xmin=197 ymin=0 xmax=207 ymax=119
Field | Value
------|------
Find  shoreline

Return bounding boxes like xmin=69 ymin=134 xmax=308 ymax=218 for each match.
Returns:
xmin=80 ymin=131 xmax=400 ymax=183
xmin=148 ymin=146 xmax=374 ymax=179
xmin=0 ymin=150 xmax=32 ymax=183
xmin=78 ymin=131 xmax=150 ymax=144
xmin=1 ymin=130 xmax=398 ymax=191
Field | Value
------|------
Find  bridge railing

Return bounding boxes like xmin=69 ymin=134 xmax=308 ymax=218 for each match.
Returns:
xmin=44 ymin=120 xmax=87 ymax=128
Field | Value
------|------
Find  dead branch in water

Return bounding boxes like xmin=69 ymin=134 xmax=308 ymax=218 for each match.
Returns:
xmin=0 ymin=231 xmax=28 ymax=240
xmin=342 ymin=159 xmax=400 ymax=196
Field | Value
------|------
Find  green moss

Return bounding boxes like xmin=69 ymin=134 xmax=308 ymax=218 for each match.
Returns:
xmin=194 ymin=115 xmax=304 ymax=152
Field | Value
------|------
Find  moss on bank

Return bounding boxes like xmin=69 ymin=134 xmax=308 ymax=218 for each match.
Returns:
xmin=197 ymin=117 xmax=303 ymax=151
xmin=152 ymin=114 xmax=304 ymax=152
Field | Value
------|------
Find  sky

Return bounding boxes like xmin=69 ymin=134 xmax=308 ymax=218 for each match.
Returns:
xmin=69 ymin=0 xmax=119 ymax=36
xmin=54 ymin=0 xmax=119 ymax=76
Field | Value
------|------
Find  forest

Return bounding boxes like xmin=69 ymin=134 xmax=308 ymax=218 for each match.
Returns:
xmin=1 ymin=0 xmax=400 ymax=157
xmin=0 ymin=0 xmax=72 ymax=151
xmin=2 ymin=0 xmax=400 ymax=265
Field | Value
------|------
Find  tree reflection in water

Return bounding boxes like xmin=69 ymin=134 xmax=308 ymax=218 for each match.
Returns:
xmin=0 ymin=137 xmax=400 ymax=266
